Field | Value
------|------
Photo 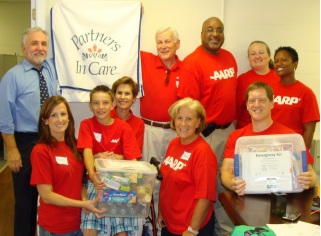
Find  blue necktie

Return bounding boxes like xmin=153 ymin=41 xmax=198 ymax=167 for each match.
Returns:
xmin=33 ymin=67 xmax=49 ymax=106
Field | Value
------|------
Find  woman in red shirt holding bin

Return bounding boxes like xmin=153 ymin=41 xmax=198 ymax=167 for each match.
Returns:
xmin=30 ymin=96 xmax=104 ymax=236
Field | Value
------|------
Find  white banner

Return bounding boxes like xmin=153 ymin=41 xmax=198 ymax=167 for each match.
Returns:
xmin=51 ymin=0 xmax=142 ymax=102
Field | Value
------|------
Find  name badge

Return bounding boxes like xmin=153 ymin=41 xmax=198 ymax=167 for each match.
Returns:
xmin=55 ymin=156 xmax=68 ymax=165
xmin=181 ymin=151 xmax=191 ymax=161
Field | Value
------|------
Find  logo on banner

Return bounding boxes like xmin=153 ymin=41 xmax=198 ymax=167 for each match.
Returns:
xmin=71 ymin=29 xmax=122 ymax=76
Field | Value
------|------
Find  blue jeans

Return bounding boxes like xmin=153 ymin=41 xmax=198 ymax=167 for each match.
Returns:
xmin=39 ymin=226 xmax=83 ymax=236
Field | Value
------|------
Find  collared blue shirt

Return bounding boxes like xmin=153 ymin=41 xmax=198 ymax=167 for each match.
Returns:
xmin=0 ymin=58 xmax=59 ymax=134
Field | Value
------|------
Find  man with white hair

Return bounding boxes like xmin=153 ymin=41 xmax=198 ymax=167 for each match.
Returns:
xmin=140 ymin=27 xmax=182 ymax=235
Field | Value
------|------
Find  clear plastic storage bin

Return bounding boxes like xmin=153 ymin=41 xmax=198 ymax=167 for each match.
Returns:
xmin=234 ymin=134 xmax=308 ymax=194
xmin=94 ymin=159 xmax=157 ymax=217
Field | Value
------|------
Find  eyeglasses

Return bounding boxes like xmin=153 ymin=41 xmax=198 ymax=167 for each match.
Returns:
xmin=204 ymin=28 xmax=224 ymax=34
xmin=164 ymin=69 xmax=170 ymax=86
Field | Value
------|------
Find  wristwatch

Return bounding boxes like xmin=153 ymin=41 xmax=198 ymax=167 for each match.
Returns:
xmin=187 ymin=226 xmax=199 ymax=235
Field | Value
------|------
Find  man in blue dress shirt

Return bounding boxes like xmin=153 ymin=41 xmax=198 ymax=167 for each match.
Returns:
xmin=0 ymin=27 xmax=58 ymax=236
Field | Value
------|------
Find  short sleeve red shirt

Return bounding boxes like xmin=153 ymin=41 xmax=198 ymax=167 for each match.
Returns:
xmin=110 ymin=108 xmax=144 ymax=152
xmin=272 ymin=81 xmax=320 ymax=135
xmin=140 ymin=51 xmax=181 ymax=122
xmin=178 ymin=46 xmax=238 ymax=124
xmin=236 ymin=69 xmax=279 ymax=129
xmin=159 ymin=136 xmax=217 ymax=234
xmin=77 ymin=116 xmax=141 ymax=160
xmin=30 ymin=142 xmax=84 ymax=234
xmin=224 ymin=122 xmax=314 ymax=164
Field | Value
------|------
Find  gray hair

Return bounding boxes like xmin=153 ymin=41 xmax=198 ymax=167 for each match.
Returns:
xmin=21 ymin=27 xmax=49 ymax=46
xmin=155 ymin=27 xmax=180 ymax=43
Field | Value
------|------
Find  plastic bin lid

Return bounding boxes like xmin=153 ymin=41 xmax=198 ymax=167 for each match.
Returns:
xmin=95 ymin=158 xmax=157 ymax=175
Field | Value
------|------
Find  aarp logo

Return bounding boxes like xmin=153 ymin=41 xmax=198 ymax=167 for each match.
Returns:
xmin=274 ymin=96 xmax=300 ymax=105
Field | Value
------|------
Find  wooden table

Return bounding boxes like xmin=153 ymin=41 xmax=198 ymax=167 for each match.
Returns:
xmin=219 ymin=187 xmax=320 ymax=226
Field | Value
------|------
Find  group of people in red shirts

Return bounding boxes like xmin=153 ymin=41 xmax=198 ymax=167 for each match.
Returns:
xmin=139 ymin=16 xmax=319 ymax=236
xmin=0 ymin=15 xmax=319 ymax=236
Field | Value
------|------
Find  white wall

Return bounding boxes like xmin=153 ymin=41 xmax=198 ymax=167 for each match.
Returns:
xmin=32 ymin=0 xmax=320 ymax=139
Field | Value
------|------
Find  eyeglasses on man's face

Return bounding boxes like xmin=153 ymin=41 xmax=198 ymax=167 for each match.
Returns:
xmin=204 ymin=27 xmax=224 ymax=34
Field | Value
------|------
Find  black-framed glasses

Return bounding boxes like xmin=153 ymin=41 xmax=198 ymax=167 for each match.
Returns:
xmin=164 ymin=69 xmax=170 ymax=86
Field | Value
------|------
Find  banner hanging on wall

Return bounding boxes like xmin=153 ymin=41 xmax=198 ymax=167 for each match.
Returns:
xmin=51 ymin=0 xmax=142 ymax=102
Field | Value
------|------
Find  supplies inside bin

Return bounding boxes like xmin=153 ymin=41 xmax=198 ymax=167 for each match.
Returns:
xmin=94 ymin=159 xmax=157 ymax=217
xmin=234 ymin=134 xmax=307 ymax=194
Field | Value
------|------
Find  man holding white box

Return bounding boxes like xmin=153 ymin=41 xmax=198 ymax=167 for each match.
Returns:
xmin=221 ymin=81 xmax=317 ymax=196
